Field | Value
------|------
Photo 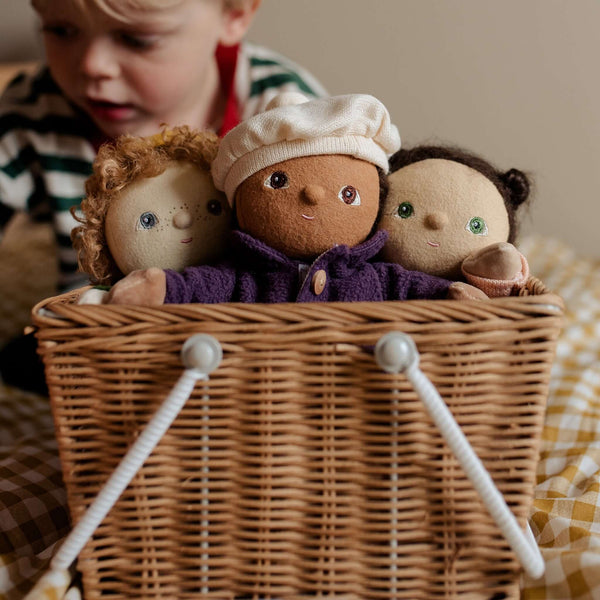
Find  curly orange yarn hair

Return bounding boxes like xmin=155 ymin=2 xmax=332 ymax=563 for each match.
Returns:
xmin=72 ymin=126 xmax=220 ymax=285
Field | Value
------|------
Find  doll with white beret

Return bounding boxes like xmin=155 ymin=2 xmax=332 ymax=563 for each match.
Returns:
xmin=107 ymin=93 xmax=485 ymax=305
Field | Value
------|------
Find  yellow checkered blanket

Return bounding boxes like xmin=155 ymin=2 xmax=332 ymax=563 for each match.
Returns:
xmin=519 ymin=236 xmax=600 ymax=600
xmin=1 ymin=234 xmax=598 ymax=599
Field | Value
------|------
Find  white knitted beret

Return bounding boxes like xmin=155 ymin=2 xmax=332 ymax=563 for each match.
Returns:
xmin=212 ymin=92 xmax=401 ymax=205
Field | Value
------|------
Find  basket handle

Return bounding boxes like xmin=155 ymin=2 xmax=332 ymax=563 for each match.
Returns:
xmin=25 ymin=334 xmax=223 ymax=600
xmin=374 ymin=331 xmax=545 ymax=580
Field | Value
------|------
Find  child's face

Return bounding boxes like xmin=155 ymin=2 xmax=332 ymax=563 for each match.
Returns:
xmin=379 ymin=159 xmax=510 ymax=279
xmin=105 ymin=162 xmax=231 ymax=274
xmin=37 ymin=0 xmax=235 ymax=138
xmin=234 ymin=155 xmax=381 ymax=260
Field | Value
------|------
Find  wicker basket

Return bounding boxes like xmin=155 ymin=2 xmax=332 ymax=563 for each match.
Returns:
xmin=32 ymin=278 xmax=563 ymax=600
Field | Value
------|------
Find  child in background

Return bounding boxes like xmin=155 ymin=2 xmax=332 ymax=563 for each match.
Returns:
xmin=0 ymin=0 xmax=326 ymax=292
xmin=0 ymin=0 xmax=326 ymax=392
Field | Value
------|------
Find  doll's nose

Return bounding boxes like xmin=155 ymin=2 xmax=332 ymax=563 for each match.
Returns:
xmin=424 ymin=212 xmax=448 ymax=230
xmin=302 ymin=185 xmax=326 ymax=205
xmin=173 ymin=210 xmax=193 ymax=229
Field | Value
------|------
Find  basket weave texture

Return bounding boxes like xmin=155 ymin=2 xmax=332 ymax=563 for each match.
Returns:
xmin=32 ymin=278 xmax=563 ymax=600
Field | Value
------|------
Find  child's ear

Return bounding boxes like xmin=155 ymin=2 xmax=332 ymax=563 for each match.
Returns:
xmin=219 ymin=0 xmax=262 ymax=47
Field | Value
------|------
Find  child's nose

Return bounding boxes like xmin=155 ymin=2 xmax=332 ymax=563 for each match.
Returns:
xmin=424 ymin=212 xmax=448 ymax=230
xmin=173 ymin=210 xmax=193 ymax=229
xmin=79 ymin=39 xmax=120 ymax=79
xmin=302 ymin=185 xmax=326 ymax=205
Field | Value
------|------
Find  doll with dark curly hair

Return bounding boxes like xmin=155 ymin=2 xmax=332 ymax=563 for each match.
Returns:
xmin=378 ymin=145 xmax=532 ymax=297
xmin=72 ymin=125 xmax=231 ymax=302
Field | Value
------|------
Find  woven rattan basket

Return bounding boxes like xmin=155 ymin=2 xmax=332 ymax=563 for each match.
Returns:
xmin=32 ymin=278 xmax=563 ymax=600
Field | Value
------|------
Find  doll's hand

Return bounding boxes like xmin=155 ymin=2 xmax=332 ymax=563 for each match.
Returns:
xmin=447 ymin=281 xmax=489 ymax=301
xmin=462 ymin=242 xmax=522 ymax=281
xmin=106 ymin=268 xmax=167 ymax=306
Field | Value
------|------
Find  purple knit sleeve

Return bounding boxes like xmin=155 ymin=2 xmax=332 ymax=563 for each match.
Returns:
xmin=374 ymin=262 xmax=451 ymax=300
xmin=164 ymin=265 xmax=237 ymax=304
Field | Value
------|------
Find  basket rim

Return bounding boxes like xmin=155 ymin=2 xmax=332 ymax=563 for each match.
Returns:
xmin=31 ymin=276 xmax=564 ymax=331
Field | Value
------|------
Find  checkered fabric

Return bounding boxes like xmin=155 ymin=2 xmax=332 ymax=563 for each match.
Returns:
xmin=0 ymin=384 xmax=70 ymax=599
xmin=519 ymin=235 xmax=600 ymax=600
xmin=0 ymin=234 xmax=598 ymax=600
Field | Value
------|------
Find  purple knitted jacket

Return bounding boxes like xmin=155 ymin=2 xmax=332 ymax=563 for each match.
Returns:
xmin=164 ymin=230 xmax=451 ymax=304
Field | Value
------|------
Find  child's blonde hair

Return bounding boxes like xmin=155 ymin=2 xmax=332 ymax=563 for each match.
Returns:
xmin=32 ymin=0 xmax=244 ymax=22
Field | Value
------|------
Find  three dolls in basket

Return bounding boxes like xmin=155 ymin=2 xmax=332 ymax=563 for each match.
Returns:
xmin=72 ymin=91 xmax=532 ymax=305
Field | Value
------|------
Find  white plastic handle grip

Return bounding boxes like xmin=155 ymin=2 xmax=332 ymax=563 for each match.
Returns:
xmin=374 ymin=331 xmax=545 ymax=580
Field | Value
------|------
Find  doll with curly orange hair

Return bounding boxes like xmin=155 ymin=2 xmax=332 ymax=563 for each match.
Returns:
xmin=72 ymin=125 xmax=232 ymax=302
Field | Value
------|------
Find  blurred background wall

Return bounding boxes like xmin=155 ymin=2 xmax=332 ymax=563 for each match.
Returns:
xmin=1 ymin=0 xmax=599 ymax=258
xmin=0 ymin=0 xmax=41 ymax=61
xmin=249 ymin=0 xmax=600 ymax=259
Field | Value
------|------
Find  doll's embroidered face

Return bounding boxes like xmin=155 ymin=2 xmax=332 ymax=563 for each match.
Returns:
xmin=105 ymin=162 xmax=230 ymax=274
xmin=234 ymin=155 xmax=380 ymax=260
xmin=379 ymin=159 xmax=510 ymax=278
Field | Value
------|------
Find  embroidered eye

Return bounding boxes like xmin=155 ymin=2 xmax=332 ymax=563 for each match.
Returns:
xmin=467 ymin=216 xmax=488 ymax=235
xmin=397 ymin=202 xmax=414 ymax=219
xmin=339 ymin=185 xmax=360 ymax=205
xmin=207 ymin=199 xmax=223 ymax=216
xmin=138 ymin=211 xmax=158 ymax=230
xmin=264 ymin=171 xmax=289 ymax=189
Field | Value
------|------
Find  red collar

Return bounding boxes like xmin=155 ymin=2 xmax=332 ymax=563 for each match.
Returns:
xmin=215 ymin=43 xmax=241 ymax=137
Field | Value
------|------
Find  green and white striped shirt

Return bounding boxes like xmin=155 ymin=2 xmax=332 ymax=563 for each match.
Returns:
xmin=0 ymin=42 xmax=326 ymax=291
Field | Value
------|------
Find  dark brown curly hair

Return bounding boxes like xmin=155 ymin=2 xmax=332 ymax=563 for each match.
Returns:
xmin=71 ymin=126 xmax=220 ymax=285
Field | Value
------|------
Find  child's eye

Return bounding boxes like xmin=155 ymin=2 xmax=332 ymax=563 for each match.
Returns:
xmin=338 ymin=185 xmax=360 ymax=206
xmin=397 ymin=202 xmax=414 ymax=219
xmin=138 ymin=212 xmax=158 ymax=230
xmin=42 ymin=23 xmax=79 ymax=40
xmin=264 ymin=171 xmax=289 ymax=190
xmin=117 ymin=31 xmax=159 ymax=50
xmin=466 ymin=216 xmax=488 ymax=235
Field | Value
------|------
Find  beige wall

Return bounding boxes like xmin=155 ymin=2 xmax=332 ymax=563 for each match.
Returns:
xmin=2 ymin=1 xmax=598 ymax=258
xmin=0 ymin=1 xmax=41 ymax=61
xmin=249 ymin=0 xmax=600 ymax=259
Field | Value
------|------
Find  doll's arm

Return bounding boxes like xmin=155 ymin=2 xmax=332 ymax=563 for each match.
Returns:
xmin=461 ymin=242 xmax=529 ymax=298
xmin=377 ymin=263 xmax=487 ymax=301
xmin=107 ymin=268 xmax=167 ymax=305
xmin=107 ymin=265 xmax=237 ymax=305
xmin=163 ymin=265 xmax=237 ymax=303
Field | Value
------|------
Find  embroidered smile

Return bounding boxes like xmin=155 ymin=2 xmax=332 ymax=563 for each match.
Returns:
xmin=302 ymin=214 xmax=315 ymax=221
xmin=181 ymin=238 xmax=193 ymax=244
xmin=427 ymin=241 xmax=440 ymax=247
